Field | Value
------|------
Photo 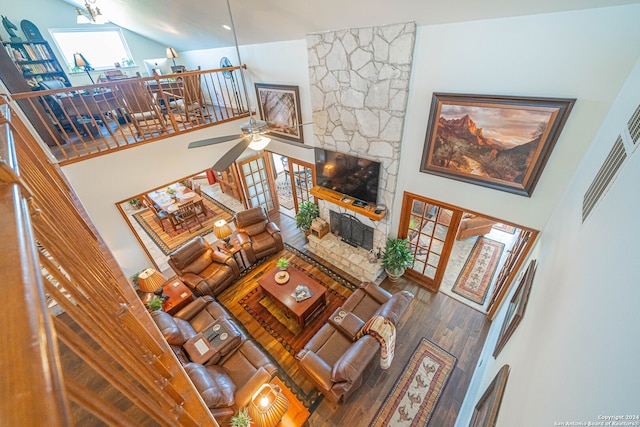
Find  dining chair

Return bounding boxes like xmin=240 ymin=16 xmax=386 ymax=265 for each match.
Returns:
xmin=143 ymin=197 xmax=174 ymax=232
xmin=115 ymin=80 xmax=168 ymax=138
xmin=173 ymin=201 xmax=203 ymax=232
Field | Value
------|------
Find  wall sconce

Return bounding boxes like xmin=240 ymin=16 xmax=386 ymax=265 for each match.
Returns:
xmin=137 ymin=268 xmax=167 ymax=303
xmin=247 ymin=383 xmax=288 ymax=427
xmin=213 ymin=219 xmax=233 ymax=248
xmin=73 ymin=52 xmax=95 ymax=84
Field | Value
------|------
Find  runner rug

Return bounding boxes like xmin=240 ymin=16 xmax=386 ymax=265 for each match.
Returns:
xmin=132 ymin=193 xmax=235 ymax=256
xmin=216 ymin=243 xmax=358 ymax=412
xmin=370 ymin=338 xmax=457 ymax=427
xmin=452 ymin=237 xmax=505 ymax=305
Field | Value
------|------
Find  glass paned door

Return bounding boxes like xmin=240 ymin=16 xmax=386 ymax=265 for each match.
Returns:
xmin=288 ymin=159 xmax=315 ymax=212
xmin=237 ymin=153 xmax=278 ymax=216
xmin=400 ymin=193 xmax=462 ymax=291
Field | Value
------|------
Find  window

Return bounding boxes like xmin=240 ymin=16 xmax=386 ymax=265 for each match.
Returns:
xmin=50 ymin=27 xmax=134 ymax=72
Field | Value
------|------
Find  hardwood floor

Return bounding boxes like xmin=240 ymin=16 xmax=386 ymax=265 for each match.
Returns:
xmin=57 ymin=210 xmax=490 ymax=426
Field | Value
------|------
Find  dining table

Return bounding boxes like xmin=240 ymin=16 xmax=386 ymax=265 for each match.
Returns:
xmin=147 ymin=183 xmax=205 ymax=215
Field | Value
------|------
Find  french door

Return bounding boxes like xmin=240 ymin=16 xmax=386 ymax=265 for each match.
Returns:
xmin=286 ymin=158 xmax=316 ymax=212
xmin=237 ymin=153 xmax=279 ymax=217
xmin=399 ymin=192 xmax=462 ymax=292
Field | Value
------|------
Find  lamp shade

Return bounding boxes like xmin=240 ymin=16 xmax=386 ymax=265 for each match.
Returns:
xmin=247 ymin=384 xmax=288 ymax=427
xmin=137 ymin=268 xmax=166 ymax=294
xmin=73 ymin=52 xmax=91 ymax=69
xmin=166 ymin=47 xmax=179 ymax=59
xmin=213 ymin=219 xmax=232 ymax=240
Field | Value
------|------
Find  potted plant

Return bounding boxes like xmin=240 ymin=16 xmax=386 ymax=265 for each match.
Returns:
xmin=230 ymin=408 xmax=251 ymax=427
xmin=128 ymin=198 xmax=142 ymax=210
xmin=382 ymin=238 xmax=414 ymax=282
xmin=146 ymin=296 xmax=164 ymax=311
xmin=295 ymin=201 xmax=319 ymax=235
xmin=276 ymin=257 xmax=290 ymax=270
xmin=130 ymin=269 xmax=145 ymax=289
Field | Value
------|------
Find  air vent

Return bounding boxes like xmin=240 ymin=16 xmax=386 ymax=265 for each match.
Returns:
xmin=582 ymin=135 xmax=627 ymax=222
xmin=628 ymin=104 xmax=640 ymax=145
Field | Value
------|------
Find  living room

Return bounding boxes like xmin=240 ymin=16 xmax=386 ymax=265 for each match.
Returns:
xmin=2 ymin=0 xmax=640 ymax=426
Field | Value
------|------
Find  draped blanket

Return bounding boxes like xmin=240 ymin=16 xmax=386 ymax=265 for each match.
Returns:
xmin=359 ymin=315 xmax=396 ymax=369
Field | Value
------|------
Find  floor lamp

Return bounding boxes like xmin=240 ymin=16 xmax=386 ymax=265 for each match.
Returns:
xmin=73 ymin=52 xmax=95 ymax=84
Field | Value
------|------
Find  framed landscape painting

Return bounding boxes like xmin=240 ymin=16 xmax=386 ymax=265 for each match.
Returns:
xmin=255 ymin=83 xmax=304 ymax=144
xmin=420 ymin=93 xmax=575 ymax=197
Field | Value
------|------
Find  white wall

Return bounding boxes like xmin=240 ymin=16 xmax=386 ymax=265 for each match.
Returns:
xmin=398 ymin=5 xmax=640 ymax=231
xmin=456 ymin=55 xmax=640 ymax=426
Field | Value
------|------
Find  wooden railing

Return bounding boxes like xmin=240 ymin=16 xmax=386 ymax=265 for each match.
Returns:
xmin=0 ymin=100 xmax=218 ymax=425
xmin=10 ymin=66 xmax=250 ymax=165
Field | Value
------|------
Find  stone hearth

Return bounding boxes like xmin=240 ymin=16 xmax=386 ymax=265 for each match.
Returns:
xmin=306 ymin=233 xmax=384 ymax=283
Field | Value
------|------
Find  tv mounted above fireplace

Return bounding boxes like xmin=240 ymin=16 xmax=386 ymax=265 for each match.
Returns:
xmin=314 ymin=148 xmax=381 ymax=205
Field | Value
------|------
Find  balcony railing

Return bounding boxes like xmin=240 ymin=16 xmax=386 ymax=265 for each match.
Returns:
xmin=10 ymin=66 xmax=250 ymax=165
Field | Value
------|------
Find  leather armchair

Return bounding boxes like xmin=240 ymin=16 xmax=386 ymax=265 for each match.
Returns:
xmin=234 ymin=207 xmax=284 ymax=264
xmin=168 ymin=236 xmax=240 ymax=297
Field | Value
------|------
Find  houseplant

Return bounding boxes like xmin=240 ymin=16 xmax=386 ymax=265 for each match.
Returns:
xmin=128 ymin=198 xmax=142 ymax=210
xmin=146 ymin=296 xmax=164 ymax=311
xmin=295 ymin=201 xmax=319 ymax=234
xmin=230 ymin=408 xmax=251 ymax=427
xmin=382 ymin=238 xmax=414 ymax=282
xmin=276 ymin=257 xmax=290 ymax=270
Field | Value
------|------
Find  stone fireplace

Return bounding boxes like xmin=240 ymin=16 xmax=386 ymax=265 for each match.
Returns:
xmin=329 ymin=211 xmax=374 ymax=250
xmin=305 ymin=22 xmax=416 ymax=281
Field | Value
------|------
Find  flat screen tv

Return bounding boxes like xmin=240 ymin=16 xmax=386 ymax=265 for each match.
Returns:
xmin=314 ymin=148 xmax=381 ymax=205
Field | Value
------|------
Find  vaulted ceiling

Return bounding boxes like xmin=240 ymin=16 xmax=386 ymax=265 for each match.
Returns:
xmin=63 ymin=0 xmax=640 ymax=51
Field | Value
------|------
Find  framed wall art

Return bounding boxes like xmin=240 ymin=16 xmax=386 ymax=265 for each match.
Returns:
xmin=255 ymin=83 xmax=304 ymax=144
xmin=469 ymin=364 xmax=510 ymax=427
xmin=493 ymin=259 xmax=537 ymax=357
xmin=420 ymin=93 xmax=575 ymax=197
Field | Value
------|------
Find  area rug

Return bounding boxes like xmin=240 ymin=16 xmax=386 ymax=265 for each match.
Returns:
xmin=132 ymin=193 xmax=235 ymax=255
xmin=452 ymin=237 xmax=505 ymax=304
xmin=276 ymin=173 xmax=295 ymax=210
xmin=370 ymin=338 xmax=457 ymax=427
xmin=492 ymin=222 xmax=516 ymax=234
xmin=216 ymin=243 xmax=357 ymax=411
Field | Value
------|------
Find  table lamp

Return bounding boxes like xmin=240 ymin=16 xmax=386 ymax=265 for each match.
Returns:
xmin=214 ymin=219 xmax=233 ymax=248
xmin=137 ymin=268 xmax=168 ymax=302
xmin=73 ymin=52 xmax=95 ymax=84
xmin=166 ymin=46 xmax=179 ymax=67
xmin=247 ymin=383 xmax=288 ymax=427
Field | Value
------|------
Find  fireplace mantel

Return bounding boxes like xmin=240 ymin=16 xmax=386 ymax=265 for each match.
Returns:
xmin=310 ymin=186 xmax=386 ymax=221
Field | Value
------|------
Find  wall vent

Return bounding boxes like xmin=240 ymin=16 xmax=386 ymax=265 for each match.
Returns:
xmin=628 ymin=104 xmax=640 ymax=145
xmin=582 ymin=135 xmax=627 ymax=222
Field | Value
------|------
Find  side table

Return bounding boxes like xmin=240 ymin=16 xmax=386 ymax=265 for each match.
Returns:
xmin=271 ymin=377 xmax=310 ymax=427
xmin=162 ymin=279 xmax=193 ymax=316
xmin=215 ymin=233 xmax=248 ymax=271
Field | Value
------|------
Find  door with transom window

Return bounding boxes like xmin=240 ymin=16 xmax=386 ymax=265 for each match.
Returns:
xmin=237 ymin=153 xmax=279 ymax=217
xmin=399 ymin=192 xmax=463 ymax=292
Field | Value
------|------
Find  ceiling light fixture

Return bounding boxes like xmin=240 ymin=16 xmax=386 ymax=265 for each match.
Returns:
xmin=76 ymin=0 xmax=107 ymax=24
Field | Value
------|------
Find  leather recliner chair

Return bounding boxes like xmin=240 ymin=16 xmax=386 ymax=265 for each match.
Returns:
xmin=234 ymin=207 xmax=284 ymax=264
xmin=168 ymin=236 xmax=240 ymax=297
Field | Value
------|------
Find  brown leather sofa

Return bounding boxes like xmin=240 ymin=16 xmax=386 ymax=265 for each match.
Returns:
xmin=168 ymin=236 xmax=240 ymax=297
xmin=296 ymin=282 xmax=413 ymax=403
xmin=234 ymin=207 xmax=284 ymax=264
xmin=151 ymin=297 xmax=277 ymax=423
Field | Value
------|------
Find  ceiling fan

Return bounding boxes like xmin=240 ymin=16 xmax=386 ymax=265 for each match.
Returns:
xmin=187 ymin=0 xmax=311 ymax=172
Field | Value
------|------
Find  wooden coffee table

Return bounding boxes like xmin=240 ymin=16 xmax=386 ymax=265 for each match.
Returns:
xmin=258 ymin=266 xmax=327 ymax=328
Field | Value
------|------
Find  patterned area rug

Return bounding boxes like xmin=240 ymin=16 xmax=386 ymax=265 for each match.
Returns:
xmin=452 ymin=237 xmax=505 ymax=304
xmin=276 ymin=173 xmax=295 ymax=210
xmin=132 ymin=193 xmax=235 ymax=255
xmin=371 ymin=338 xmax=457 ymax=427
xmin=493 ymin=223 xmax=516 ymax=234
xmin=217 ymin=243 xmax=358 ymax=412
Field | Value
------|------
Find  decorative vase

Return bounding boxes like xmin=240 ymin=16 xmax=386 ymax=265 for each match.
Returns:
xmin=385 ymin=267 xmax=405 ymax=283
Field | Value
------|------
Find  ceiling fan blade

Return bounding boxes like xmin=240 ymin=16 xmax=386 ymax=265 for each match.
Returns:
xmin=269 ymin=136 xmax=314 ymax=149
xmin=211 ymin=137 xmax=252 ymax=172
xmin=188 ymin=134 xmax=244 ymax=149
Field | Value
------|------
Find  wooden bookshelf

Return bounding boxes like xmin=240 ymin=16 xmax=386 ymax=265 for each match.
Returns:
xmin=310 ymin=186 xmax=386 ymax=221
xmin=2 ymin=40 xmax=70 ymax=87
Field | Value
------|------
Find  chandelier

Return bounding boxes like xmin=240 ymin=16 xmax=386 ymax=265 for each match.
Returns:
xmin=76 ymin=0 xmax=108 ymax=24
